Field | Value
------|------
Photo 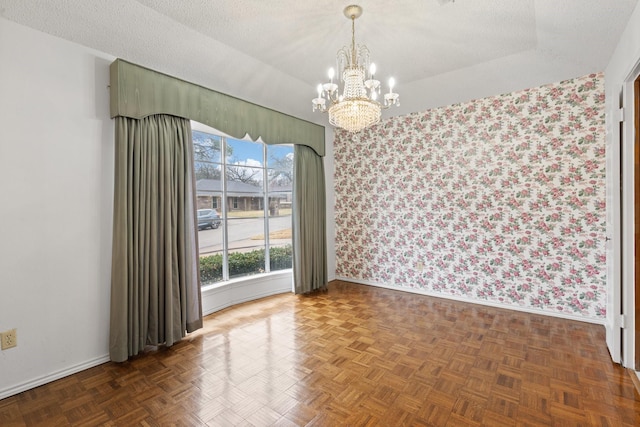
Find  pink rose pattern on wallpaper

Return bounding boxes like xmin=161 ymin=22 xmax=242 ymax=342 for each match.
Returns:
xmin=334 ymin=73 xmax=606 ymax=320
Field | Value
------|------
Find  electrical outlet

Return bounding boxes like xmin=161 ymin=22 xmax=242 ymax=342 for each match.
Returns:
xmin=1 ymin=329 xmax=17 ymax=350
xmin=417 ymin=262 xmax=424 ymax=271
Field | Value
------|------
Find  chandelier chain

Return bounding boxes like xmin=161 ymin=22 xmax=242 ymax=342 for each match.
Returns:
xmin=351 ymin=16 xmax=356 ymax=68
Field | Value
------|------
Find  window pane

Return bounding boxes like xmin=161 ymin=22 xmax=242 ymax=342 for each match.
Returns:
xmin=226 ymin=166 xmax=263 ymax=217
xmin=195 ymin=161 xmax=222 ymax=182
xmin=268 ymin=167 xmax=292 ymax=188
xmin=269 ymin=189 xmax=292 ymax=272
xmin=197 ymin=193 xmax=223 ymax=285
xmin=228 ymin=216 xmax=266 ymax=280
xmin=226 ymin=138 xmax=264 ymax=166
xmin=267 ymin=144 xmax=293 ymax=168
xmin=267 ymin=144 xmax=293 ymax=272
xmin=226 ymin=139 xmax=264 ymax=221
xmin=267 ymin=144 xmax=293 ymax=209
xmin=193 ymin=131 xmax=222 ymax=163
xmin=226 ymin=138 xmax=266 ymax=279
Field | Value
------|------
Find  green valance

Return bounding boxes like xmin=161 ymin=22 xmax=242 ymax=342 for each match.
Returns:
xmin=109 ymin=59 xmax=325 ymax=156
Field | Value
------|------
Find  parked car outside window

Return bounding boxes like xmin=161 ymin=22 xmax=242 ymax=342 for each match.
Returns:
xmin=197 ymin=209 xmax=221 ymax=230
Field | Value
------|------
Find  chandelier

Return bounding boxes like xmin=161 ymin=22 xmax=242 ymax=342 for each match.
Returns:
xmin=312 ymin=5 xmax=400 ymax=133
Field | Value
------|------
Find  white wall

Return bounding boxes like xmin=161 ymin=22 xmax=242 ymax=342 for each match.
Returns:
xmin=0 ymin=17 xmax=330 ymax=399
xmin=604 ymin=2 xmax=640 ymax=369
xmin=0 ymin=18 xmax=115 ymax=398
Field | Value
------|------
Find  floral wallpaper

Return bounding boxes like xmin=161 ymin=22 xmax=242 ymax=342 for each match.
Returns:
xmin=334 ymin=73 xmax=606 ymax=320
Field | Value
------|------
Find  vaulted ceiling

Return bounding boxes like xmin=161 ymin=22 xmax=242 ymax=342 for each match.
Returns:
xmin=1 ymin=0 xmax=637 ymax=126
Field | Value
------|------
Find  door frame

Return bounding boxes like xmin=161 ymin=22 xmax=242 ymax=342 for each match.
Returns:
xmin=606 ymin=84 xmax=623 ymax=363
xmin=615 ymin=61 xmax=640 ymax=368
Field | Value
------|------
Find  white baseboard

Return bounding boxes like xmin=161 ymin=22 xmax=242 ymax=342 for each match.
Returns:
xmin=0 ymin=354 xmax=110 ymax=401
xmin=1 ymin=272 xmax=294 ymax=401
xmin=335 ymin=276 xmax=605 ymax=326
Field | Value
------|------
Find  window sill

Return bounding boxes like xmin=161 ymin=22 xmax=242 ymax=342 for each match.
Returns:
xmin=201 ymin=270 xmax=293 ymax=316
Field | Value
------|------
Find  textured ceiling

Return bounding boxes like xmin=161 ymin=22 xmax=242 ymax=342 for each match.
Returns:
xmin=0 ymin=0 xmax=638 ymax=124
xmin=134 ymin=0 xmax=538 ymax=85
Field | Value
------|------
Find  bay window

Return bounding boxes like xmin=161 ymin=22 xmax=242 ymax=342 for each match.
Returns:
xmin=192 ymin=123 xmax=293 ymax=285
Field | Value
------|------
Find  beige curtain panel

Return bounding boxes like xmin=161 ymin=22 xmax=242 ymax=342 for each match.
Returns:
xmin=110 ymin=115 xmax=202 ymax=362
xmin=293 ymin=145 xmax=328 ymax=293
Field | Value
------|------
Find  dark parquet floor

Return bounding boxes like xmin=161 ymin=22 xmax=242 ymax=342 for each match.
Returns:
xmin=1 ymin=280 xmax=639 ymax=426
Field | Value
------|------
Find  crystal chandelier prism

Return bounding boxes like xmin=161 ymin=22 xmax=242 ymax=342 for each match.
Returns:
xmin=312 ymin=5 xmax=400 ymax=133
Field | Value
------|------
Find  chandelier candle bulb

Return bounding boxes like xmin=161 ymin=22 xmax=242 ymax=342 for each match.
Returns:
xmin=311 ymin=4 xmax=400 ymax=133
xmin=312 ymin=83 xmax=327 ymax=112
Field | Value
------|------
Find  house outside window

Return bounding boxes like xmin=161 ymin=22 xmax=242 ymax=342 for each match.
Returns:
xmin=192 ymin=124 xmax=293 ymax=285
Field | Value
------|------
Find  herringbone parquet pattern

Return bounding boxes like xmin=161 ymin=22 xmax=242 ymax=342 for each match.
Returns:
xmin=1 ymin=280 xmax=639 ymax=426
